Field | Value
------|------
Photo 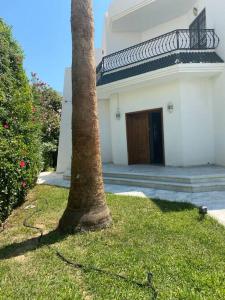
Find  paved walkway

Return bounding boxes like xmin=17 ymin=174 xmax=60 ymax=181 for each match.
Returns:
xmin=37 ymin=172 xmax=225 ymax=226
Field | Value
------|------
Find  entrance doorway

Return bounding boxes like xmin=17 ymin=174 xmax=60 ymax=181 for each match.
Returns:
xmin=126 ymin=108 xmax=164 ymax=165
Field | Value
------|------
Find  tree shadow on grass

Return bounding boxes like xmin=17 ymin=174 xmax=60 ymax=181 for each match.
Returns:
xmin=0 ymin=200 xmax=197 ymax=260
xmin=151 ymin=198 xmax=196 ymax=213
xmin=0 ymin=229 xmax=68 ymax=260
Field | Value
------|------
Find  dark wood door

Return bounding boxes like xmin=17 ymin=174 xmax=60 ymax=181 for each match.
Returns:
xmin=126 ymin=112 xmax=150 ymax=164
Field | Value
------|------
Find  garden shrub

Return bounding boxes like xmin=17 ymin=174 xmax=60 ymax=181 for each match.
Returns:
xmin=0 ymin=19 xmax=41 ymax=223
xmin=31 ymin=73 xmax=62 ymax=171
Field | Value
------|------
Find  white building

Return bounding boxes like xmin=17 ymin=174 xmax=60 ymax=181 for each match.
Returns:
xmin=57 ymin=0 xmax=225 ymax=177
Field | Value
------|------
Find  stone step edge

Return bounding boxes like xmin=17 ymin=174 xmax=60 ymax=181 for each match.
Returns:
xmin=104 ymin=177 xmax=225 ymax=193
xmin=103 ymin=172 xmax=225 ymax=184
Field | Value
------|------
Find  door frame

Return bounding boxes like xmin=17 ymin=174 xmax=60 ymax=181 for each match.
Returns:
xmin=126 ymin=108 xmax=165 ymax=165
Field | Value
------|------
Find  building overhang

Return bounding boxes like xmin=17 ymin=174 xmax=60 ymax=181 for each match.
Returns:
xmin=109 ymin=0 xmax=197 ymax=32
xmin=97 ymin=63 xmax=225 ymax=99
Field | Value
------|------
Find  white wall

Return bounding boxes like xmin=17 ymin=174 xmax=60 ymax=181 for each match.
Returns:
xmin=108 ymin=0 xmax=197 ymax=32
xmin=57 ymin=68 xmax=72 ymax=173
xmin=109 ymin=0 xmax=144 ymax=17
xmin=58 ymin=70 xmax=221 ymax=170
xmin=108 ymin=76 xmax=218 ymax=167
xmin=98 ymin=100 xmax=113 ymax=163
xmin=104 ymin=0 xmax=225 ymax=166
xmin=141 ymin=4 xmax=211 ymax=42
xmin=142 ymin=14 xmax=189 ymax=42
xmin=95 ymin=48 xmax=103 ymax=65
xmin=180 ymin=78 xmax=215 ymax=166
xmin=104 ymin=1 xmax=202 ymax=55
xmin=103 ymin=14 xmax=142 ymax=55
xmin=109 ymin=81 xmax=183 ymax=166
xmin=213 ymin=72 xmax=225 ymax=166
xmin=58 ymin=0 xmax=225 ymax=171
xmin=205 ymin=0 xmax=225 ymax=166
xmin=57 ymin=69 xmax=113 ymax=174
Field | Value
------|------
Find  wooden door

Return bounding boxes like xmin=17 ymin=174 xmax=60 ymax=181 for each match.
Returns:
xmin=126 ymin=112 xmax=150 ymax=164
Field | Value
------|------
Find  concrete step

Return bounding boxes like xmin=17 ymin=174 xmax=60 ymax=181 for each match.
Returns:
xmin=103 ymin=172 xmax=225 ymax=184
xmin=104 ymin=176 xmax=225 ymax=193
xmin=63 ymin=170 xmax=225 ymax=193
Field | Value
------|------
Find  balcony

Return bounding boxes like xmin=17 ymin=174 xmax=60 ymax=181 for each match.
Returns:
xmin=97 ymin=29 xmax=223 ymax=86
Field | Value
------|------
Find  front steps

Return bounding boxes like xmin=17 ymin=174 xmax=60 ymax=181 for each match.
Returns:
xmin=64 ymin=167 xmax=225 ymax=193
xmin=103 ymin=171 xmax=225 ymax=193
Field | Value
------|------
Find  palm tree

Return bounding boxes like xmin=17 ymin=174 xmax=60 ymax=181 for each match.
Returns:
xmin=58 ymin=0 xmax=112 ymax=233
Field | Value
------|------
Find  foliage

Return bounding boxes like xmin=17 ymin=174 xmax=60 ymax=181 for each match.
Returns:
xmin=31 ymin=73 xmax=62 ymax=171
xmin=0 ymin=185 xmax=225 ymax=299
xmin=0 ymin=19 xmax=41 ymax=222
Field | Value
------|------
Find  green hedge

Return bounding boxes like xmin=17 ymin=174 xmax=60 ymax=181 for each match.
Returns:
xmin=0 ymin=19 xmax=41 ymax=222
xmin=31 ymin=73 xmax=62 ymax=171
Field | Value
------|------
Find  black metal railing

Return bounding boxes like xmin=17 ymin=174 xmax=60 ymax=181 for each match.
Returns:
xmin=97 ymin=29 xmax=219 ymax=75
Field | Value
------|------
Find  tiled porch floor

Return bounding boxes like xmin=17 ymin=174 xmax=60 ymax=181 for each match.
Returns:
xmin=103 ymin=163 xmax=225 ymax=177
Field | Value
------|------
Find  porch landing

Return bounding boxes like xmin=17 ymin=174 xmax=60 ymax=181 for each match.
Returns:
xmin=103 ymin=164 xmax=225 ymax=193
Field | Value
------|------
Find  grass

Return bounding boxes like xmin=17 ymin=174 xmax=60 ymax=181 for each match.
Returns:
xmin=0 ymin=186 xmax=225 ymax=300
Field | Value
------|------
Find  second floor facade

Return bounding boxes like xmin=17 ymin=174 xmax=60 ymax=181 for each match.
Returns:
xmin=96 ymin=0 xmax=225 ymax=86
xmin=102 ymin=0 xmax=224 ymax=56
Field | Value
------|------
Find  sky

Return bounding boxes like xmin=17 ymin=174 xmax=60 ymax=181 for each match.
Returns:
xmin=0 ymin=0 xmax=111 ymax=92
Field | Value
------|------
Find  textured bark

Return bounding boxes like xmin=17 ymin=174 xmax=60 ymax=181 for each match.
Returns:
xmin=58 ymin=0 xmax=112 ymax=233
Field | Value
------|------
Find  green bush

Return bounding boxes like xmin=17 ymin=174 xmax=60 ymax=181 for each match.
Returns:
xmin=31 ymin=73 xmax=62 ymax=171
xmin=0 ymin=19 xmax=41 ymax=222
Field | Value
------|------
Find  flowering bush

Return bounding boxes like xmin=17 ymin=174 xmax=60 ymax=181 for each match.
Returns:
xmin=0 ymin=19 xmax=41 ymax=222
xmin=31 ymin=73 xmax=62 ymax=170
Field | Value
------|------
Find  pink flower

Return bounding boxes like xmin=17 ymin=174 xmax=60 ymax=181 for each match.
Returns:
xmin=21 ymin=181 xmax=27 ymax=188
xmin=20 ymin=161 xmax=26 ymax=168
xmin=3 ymin=123 xmax=9 ymax=129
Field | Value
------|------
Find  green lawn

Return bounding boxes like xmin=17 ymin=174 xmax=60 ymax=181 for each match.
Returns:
xmin=0 ymin=186 xmax=225 ymax=300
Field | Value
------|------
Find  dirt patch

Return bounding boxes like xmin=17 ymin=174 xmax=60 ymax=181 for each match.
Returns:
xmin=76 ymin=271 xmax=94 ymax=300
xmin=11 ymin=234 xmax=28 ymax=243
xmin=13 ymin=254 xmax=29 ymax=263
xmin=35 ymin=223 xmax=45 ymax=230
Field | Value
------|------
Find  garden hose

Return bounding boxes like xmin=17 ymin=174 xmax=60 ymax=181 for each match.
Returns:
xmin=2 ymin=201 xmax=158 ymax=300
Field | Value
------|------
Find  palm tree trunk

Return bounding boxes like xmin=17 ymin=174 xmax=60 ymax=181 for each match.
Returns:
xmin=58 ymin=0 xmax=112 ymax=233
